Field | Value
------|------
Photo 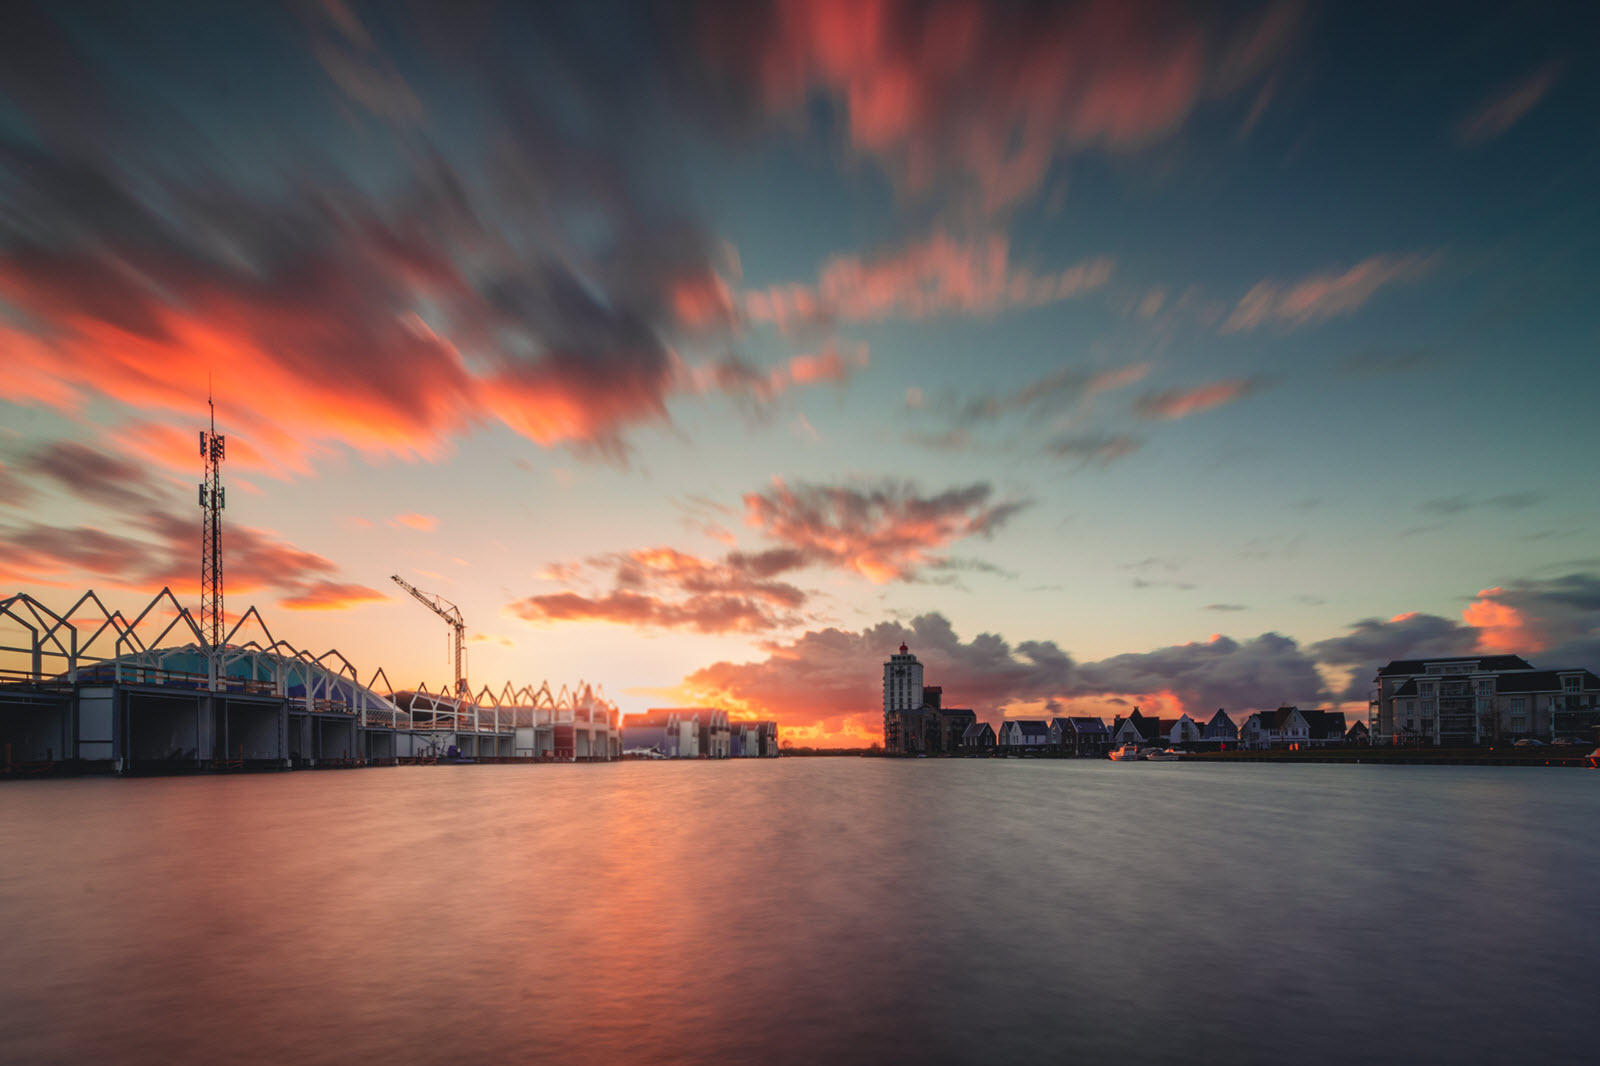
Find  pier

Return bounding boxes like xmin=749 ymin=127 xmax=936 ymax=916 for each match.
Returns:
xmin=0 ymin=589 xmax=621 ymax=777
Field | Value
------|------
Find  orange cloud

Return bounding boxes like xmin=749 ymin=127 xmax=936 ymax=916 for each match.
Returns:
xmin=389 ymin=512 xmax=440 ymax=532
xmin=1462 ymin=587 xmax=1543 ymax=654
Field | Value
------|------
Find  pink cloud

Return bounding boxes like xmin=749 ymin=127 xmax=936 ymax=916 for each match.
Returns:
xmin=1133 ymin=378 xmax=1260 ymax=420
xmin=699 ymin=0 xmax=1298 ymax=210
xmin=389 ymin=512 xmax=440 ymax=532
xmin=1222 ymin=253 xmax=1437 ymax=333
xmin=743 ymin=231 xmax=1113 ymax=329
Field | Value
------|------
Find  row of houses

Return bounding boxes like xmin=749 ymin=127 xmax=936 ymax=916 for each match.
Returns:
xmin=955 ymin=707 xmax=1368 ymax=755
xmin=621 ymin=708 xmax=780 ymax=758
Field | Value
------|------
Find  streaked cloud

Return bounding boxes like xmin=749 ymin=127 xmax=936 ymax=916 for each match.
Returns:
xmin=743 ymin=232 xmax=1112 ymax=329
xmin=1133 ymin=377 xmax=1263 ymax=419
xmin=1457 ymin=62 xmax=1562 ymax=144
xmin=698 ymin=0 xmax=1299 ymax=210
xmin=1222 ymin=254 xmax=1437 ymax=333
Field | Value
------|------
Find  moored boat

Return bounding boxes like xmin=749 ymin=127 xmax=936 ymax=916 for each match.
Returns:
xmin=1142 ymin=748 xmax=1182 ymax=761
xmin=1108 ymin=744 xmax=1141 ymax=761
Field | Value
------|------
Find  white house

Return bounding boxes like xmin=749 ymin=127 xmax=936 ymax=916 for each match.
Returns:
xmin=1238 ymin=706 xmax=1310 ymax=749
xmin=999 ymin=720 xmax=1051 ymax=749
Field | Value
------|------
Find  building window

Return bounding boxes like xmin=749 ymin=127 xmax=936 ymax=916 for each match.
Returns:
xmin=1421 ymin=699 xmax=1435 ymax=714
xmin=1510 ymin=697 xmax=1527 ymax=714
xmin=1419 ymin=682 xmax=1435 ymax=697
xmin=1477 ymin=680 xmax=1494 ymax=695
xmin=1563 ymin=676 xmax=1581 ymax=693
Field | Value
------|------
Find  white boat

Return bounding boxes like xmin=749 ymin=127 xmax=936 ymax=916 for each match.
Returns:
xmin=1108 ymin=744 xmax=1141 ymax=761
xmin=1142 ymin=748 xmax=1182 ymax=761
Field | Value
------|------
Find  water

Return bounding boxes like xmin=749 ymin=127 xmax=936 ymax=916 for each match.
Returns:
xmin=2 ymin=760 xmax=1595 ymax=1065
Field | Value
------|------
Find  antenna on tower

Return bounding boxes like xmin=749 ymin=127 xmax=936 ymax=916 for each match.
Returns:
xmin=199 ymin=383 xmax=226 ymax=648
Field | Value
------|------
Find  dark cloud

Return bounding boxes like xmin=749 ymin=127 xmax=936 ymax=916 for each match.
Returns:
xmin=1336 ymin=346 xmax=1448 ymax=377
xmin=1205 ymin=603 xmax=1248 ymax=612
xmin=743 ymin=479 xmax=1029 ymax=582
xmin=1044 ymin=433 xmax=1143 ymax=465
xmin=18 ymin=441 xmax=167 ymax=509
xmin=0 ymin=509 xmax=385 ymax=612
xmin=684 ymin=612 xmax=1327 ymax=738
xmin=1310 ymin=612 xmax=1481 ymax=699
xmin=0 ymin=2 xmax=853 ymax=471
xmin=511 ymin=546 xmax=809 ymax=634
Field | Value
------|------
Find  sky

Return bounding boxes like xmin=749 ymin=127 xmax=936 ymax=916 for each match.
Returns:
xmin=2 ymin=0 xmax=1598 ymax=746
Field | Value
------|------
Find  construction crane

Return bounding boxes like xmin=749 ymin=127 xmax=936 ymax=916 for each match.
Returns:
xmin=391 ymin=574 xmax=468 ymax=699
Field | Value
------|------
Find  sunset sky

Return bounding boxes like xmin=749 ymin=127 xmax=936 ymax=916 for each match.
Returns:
xmin=2 ymin=1 xmax=1597 ymax=745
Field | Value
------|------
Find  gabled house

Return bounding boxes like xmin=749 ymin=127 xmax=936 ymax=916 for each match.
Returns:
xmin=1110 ymin=708 xmax=1163 ymax=747
xmin=1203 ymin=709 xmax=1238 ymax=746
xmin=1239 ymin=706 xmax=1311 ymax=749
xmin=1300 ymin=709 xmax=1348 ymax=747
xmin=961 ymin=721 xmax=996 ymax=751
xmin=1345 ymin=720 xmax=1370 ymax=746
xmin=1064 ymin=716 xmax=1112 ymax=756
xmin=999 ymin=719 xmax=1051 ymax=749
xmin=1162 ymin=713 xmax=1203 ymax=747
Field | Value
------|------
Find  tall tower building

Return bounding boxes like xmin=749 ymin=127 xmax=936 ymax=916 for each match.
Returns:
xmin=883 ymin=643 xmax=924 ymax=713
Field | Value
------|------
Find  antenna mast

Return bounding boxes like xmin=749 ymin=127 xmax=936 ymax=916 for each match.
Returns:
xmin=200 ymin=389 xmax=226 ymax=648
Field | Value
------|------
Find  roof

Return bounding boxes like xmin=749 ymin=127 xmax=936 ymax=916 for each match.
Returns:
xmin=1301 ymin=709 xmax=1347 ymax=739
xmin=1377 ymin=655 xmax=1534 ymax=676
xmin=941 ymin=707 xmax=977 ymax=718
xmin=962 ymin=722 xmax=994 ymax=739
xmin=1496 ymin=669 xmax=1600 ymax=693
xmin=1069 ymin=716 xmax=1109 ymax=733
xmin=1009 ymin=719 xmax=1050 ymax=737
xmin=1206 ymin=709 xmax=1235 ymax=727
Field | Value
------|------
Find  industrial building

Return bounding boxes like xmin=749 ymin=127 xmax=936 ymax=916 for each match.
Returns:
xmin=622 ymin=708 xmax=778 ymax=757
xmin=0 ymin=588 xmax=619 ymax=773
xmin=0 ymin=408 xmax=624 ymax=775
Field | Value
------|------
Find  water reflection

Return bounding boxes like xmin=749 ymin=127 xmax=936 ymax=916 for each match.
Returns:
xmin=1 ymin=762 xmax=1595 ymax=1064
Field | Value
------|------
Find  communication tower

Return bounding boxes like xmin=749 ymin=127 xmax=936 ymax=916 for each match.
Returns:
xmin=199 ymin=394 xmax=226 ymax=648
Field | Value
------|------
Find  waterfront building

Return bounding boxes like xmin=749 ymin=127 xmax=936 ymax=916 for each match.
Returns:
xmin=1060 ymin=716 xmax=1111 ymax=756
xmin=998 ymin=719 xmax=1050 ymax=750
xmin=1301 ymin=709 xmax=1347 ymax=747
xmin=755 ymin=721 xmax=780 ymax=756
xmin=961 ymin=721 xmax=996 ymax=751
xmin=1110 ymin=708 xmax=1164 ymax=747
xmin=1238 ymin=707 xmax=1311 ymax=750
xmin=1345 ymin=720 xmax=1371 ymax=745
xmin=1161 ymin=713 xmax=1203 ymax=747
xmin=626 ymin=709 xmax=701 ymax=757
xmin=881 ymin=644 xmax=976 ymax=755
xmin=1370 ymin=655 xmax=1600 ymax=745
xmin=1202 ymin=709 xmax=1238 ymax=746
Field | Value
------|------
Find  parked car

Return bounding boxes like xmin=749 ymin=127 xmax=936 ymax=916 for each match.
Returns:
xmin=1552 ymin=737 xmax=1576 ymax=745
xmin=1514 ymin=738 xmax=1545 ymax=747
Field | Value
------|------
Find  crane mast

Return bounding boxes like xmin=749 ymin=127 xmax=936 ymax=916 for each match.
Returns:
xmin=391 ymin=574 xmax=468 ymax=698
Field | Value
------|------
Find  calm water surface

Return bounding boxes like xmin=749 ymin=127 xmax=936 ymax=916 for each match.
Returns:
xmin=2 ymin=761 xmax=1596 ymax=1064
